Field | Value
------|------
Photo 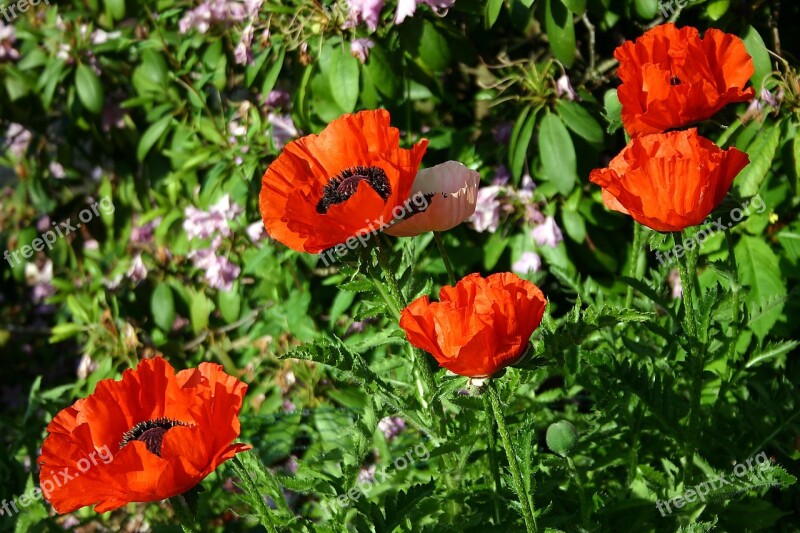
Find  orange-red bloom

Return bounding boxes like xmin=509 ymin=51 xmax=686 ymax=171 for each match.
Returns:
xmin=589 ymin=129 xmax=749 ymax=232
xmin=615 ymin=23 xmax=755 ymax=137
xmin=39 ymin=357 xmax=250 ymax=513
xmin=399 ymin=273 xmax=547 ymax=378
xmin=259 ymin=109 xmax=428 ymax=253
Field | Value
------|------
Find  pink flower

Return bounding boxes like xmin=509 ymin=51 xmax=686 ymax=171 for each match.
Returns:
xmin=0 ymin=22 xmax=19 ymax=62
xmin=183 ymin=194 xmax=243 ymax=240
xmin=49 ymin=162 xmax=66 ymax=179
xmin=131 ymin=218 xmax=161 ymax=245
xmin=76 ymin=354 xmax=98 ymax=380
xmin=6 ymin=123 xmax=31 ymax=159
xmin=346 ymin=0 xmax=385 ymax=31
xmin=350 ymin=38 xmax=375 ymax=63
xmin=469 ymin=185 xmax=504 ymax=233
xmin=126 ymin=254 xmax=148 ymax=283
xmin=234 ymin=25 xmax=254 ymax=65
xmin=267 ymin=112 xmax=299 ymax=149
xmin=395 ymin=0 xmax=455 ymax=24
xmin=179 ymin=0 xmax=260 ymax=34
xmin=264 ymin=88 xmax=291 ymax=109
xmin=246 ymin=221 xmax=267 ymax=243
xmin=25 ymin=260 xmax=55 ymax=303
xmin=512 ymin=251 xmax=541 ymax=275
xmin=187 ymin=247 xmax=241 ymax=291
xmin=531 ymin=216 xmax=563 ymax=248
xmin=378 ymin=416 xmax=406 ymax=440
xmin=357 ymin=464 xmax=377 ymax=484
xmin=90 ymin=29 xmax=121 ymax=45
xmin=555 ymin=73 xmax=578 ymax=101
xmin=668 ymin=268 xmax=682 ymax=299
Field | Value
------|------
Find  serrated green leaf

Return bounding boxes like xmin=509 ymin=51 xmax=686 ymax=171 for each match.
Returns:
xmin=735 ymin=235 xmax=786 ymax=339
xmin=736 ymin=121 xmax=780 ymax=197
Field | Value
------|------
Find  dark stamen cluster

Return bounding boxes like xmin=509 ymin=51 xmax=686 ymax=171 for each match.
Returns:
xmin=316 ymin=166 xmax=391 ymax=214
xmin=119 ymin=417 xmax=188 ymax=456
xmin=670 ymin=75 xmax=682 ymax=86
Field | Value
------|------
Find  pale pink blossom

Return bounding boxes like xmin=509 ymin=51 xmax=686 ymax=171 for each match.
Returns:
xmin=246 ymin=221 xmax=267 ymax=243
xmin=469 ymin=185 xmax=504 ymax=233
xmin=531 ymin=216 xmax=563 ymax=248
xmin=395 ymin=0 xmax=455 ymax=24
xmin=126 ymin=254 xmax=148 ymax=283
xmin=378 ymin=416 xmax=406 ymax=440
xmin=350 ymin=38 xmax=375 ymax=63
xmin=345 ymin=0 xmax=385 ymax=31
xmin=234 ymin=25 xmax=254 ymax=65
xmin=512 ymin=252 xmax=541 ymax=275
xmin=555 ymin=73 xmax=578 ymax=101
xmin=268 ymin=112 xmax=298 ymax=149
xmin=183 ymin=194 xmax=243 ymax=240
xmin=187 ymin=247 xmax=240 ymax=291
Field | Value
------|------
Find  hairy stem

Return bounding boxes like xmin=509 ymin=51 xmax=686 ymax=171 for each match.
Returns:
xmin=486 ymin=381 xmax=538 ymax=532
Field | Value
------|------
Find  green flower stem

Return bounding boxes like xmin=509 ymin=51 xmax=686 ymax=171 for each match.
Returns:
xmin=486 ymin=381 xmax=538 ymax=533
xmin=433 ymin=232 xmax=457 ymax=285
xmin=482 ymin=393 xmax=503 ymax=525
xmin=371 ymin=237 xmax=439 ymax=400
xmin=373 ymin=235 xmax=408 ymax=308
xmin=625 ymin=222 xmax=644 ymax=308
xmin=674 ymin=231 xmax=703 ymax=477
xmin=169 ymin=495 xmax=197 ymax=533
xmin=673 ymin=232 xmax=697 ymax=339
xmin=567 ymin=456 xmax=590 ymax=527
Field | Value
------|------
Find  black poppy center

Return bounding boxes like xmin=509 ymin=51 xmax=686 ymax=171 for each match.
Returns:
xmin=120 ymin=417 xmax=188 ymax=456
xmin=670 ymin=75 xmax=682 ymax=86
xmin=316 ymin=166 xmax=391 ymax=214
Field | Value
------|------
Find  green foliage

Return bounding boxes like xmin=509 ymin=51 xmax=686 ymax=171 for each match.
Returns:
xmin=1 ymin=0 xmax=799 ymax=532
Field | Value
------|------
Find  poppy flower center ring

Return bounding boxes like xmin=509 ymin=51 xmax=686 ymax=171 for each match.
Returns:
xmin=316 ymin=165 xmax=391 ymax=214
xmin=119 ymin=417 xmax=190 ymax=457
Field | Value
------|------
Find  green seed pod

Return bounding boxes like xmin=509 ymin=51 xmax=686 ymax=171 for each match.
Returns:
xmin=546 ymin=420 xmax=578 ymax=456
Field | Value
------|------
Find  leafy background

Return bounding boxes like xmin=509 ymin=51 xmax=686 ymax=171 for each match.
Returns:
xmin=1 ymin=0 xmax=799 ymax=531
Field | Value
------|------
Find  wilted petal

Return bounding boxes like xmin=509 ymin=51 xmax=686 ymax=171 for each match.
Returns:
xmin=386 ymin=161 xmax=479 ymax=237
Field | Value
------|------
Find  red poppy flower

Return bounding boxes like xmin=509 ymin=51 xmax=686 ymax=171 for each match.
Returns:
xmin=39 ymin=357 xmax=250 ymax=513
xmin=589 ymin=129 xmax=749 ymax=232
xmin=259 ymin=109 xmax=428 ymax=253
xmin=399 ymin=272 xmax=547 ymax=378
xmin=615 ymin=23 xmax=755 ymax=137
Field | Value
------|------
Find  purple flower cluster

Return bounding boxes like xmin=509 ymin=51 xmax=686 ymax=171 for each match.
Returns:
xmin=179 ymin=0 xmax=263 ymax=34
xmin=345 ymin=0 xmax=456 ymax=31
xmin=378 ymin=416 xmax=406 ymax=441
xmin=350 ymin=38 xmax=375 ymax=63
xmin=183 ymin=194 xmax=243 ymax=291
xmin=0 ymin=21 xmax=18 ymax=62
